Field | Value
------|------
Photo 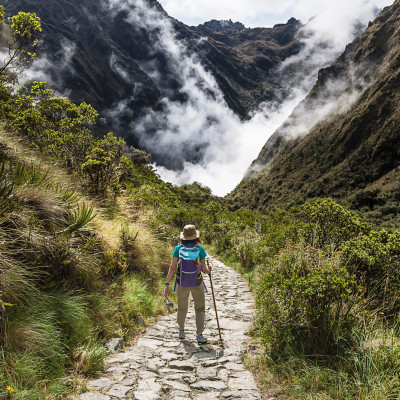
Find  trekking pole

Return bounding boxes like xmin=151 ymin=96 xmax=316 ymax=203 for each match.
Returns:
xmin=207 ymin=258 xmax=223 ymax=345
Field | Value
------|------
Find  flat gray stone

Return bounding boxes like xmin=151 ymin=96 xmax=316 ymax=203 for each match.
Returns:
xmin=163 ymin=341 xmax=181 ymax=347
xmin=136 ymin=338 xmax=163 ymax=350
xmin=147 ymin=361 xmax=158 ymax=372
xmin=87 ymin=378 xmax=115 ymax=390
xmin=162 ymin=373 xmax=197 ymax=384
xmin=182 ymin=375 xmax=197 ymax=384
xmin=197 ymin=366 xmax=218 ymax=380
xmin=218 ymin=368 xmax=230 ymax=381
xmin=191 ymin=380 xmax=227 ymax=391
xmin=201 ymin=359 xmax=219 ymax=367
xmin=106 ymin=384 xmax=131 ymax=398
xmin=162 ymin=380 xmax=191 ymax=392
xmin=139 ymin=370 xmax=158 ymax=379
xmin=169 ymin=360 xmax=195 ymax=371
xmin=221 ymin=391 xmax=261 ymax=400
xmin=80 ymin=394 xmax=110 ymax=400
xmin=160 ymin=352 xmax=179 ymax=361
xmin=106 ymin=366 xmax=128 ymax=374
xmin=136 ymin=378 xmax=161 ymax=393
xmin=228 ymin=370 xmax=257 ymax=390
xmin=191 ymin=351 xmax=217 ymax=360
xmin=192 ymin=393 xmax=221 ymax=400
xmin=133 ymin=392 xmax=162 ymax=400
xmin=107 ymin=353 xmax=136 ymax=364
xmin=168 ymin=391 xmax=191 ymax=399
xmin=106 ymin=338 xmax=123 ymax=353
xmin=120 ymin=377 xmax=137 ymax=386
xmin=224 ymin=362 xmax=245 ymax=371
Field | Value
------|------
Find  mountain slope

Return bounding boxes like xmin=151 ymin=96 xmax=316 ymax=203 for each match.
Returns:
xmin=228 ymin=0 xmax=400 ymax=226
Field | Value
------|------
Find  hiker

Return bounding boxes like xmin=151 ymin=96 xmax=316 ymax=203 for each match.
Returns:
xmin=164 ymin=224 xmax=212 ymax=344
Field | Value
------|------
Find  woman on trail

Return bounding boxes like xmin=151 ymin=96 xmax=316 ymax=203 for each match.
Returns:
xmin=164 ymin=224 xmax=212 ymax=344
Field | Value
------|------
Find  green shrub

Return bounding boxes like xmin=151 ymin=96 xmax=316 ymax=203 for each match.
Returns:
xmin=295 ymin=198 xmax=371 ymax=248
xmin=257 ymin=240 xmax=360 ymax=358
xmin=123 ymin=274 xmax=165 ymax=319
xmin=81 ymin=132 xmax=126 ymax=195
xmin=231 ymin=228 xmax=267 ymax=270
xmin=343 ymin=230 xmax=400 ymax=313
xmin=258 ymin=209 xmax=298 ymax=256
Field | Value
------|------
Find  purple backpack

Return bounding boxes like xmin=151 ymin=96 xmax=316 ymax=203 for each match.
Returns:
xmin=176 ymin=245 xmax=202 ymax=288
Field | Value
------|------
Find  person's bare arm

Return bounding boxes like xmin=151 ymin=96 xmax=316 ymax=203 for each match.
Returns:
xmin=164 ymin=257 xmax=178 ymax=298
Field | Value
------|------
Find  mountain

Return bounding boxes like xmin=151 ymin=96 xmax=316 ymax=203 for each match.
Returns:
xmin=228 ymin=0 xmax=400 ymax=226
xmin=187 ymin=17 xmax=302 ymax=116
xmin=3 ymin=0 xmax=301 ymax=152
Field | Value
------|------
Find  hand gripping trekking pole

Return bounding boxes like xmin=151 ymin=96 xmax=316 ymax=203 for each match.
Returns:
xmin=207 ymin=258 xmax=223 ymax=345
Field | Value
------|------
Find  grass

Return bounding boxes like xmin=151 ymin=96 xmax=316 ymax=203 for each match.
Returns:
xmin=72 ymin=339 xmax=107 ymax=375
xmin=0 ymin=125 xmax=172 ymax=399
xmin=123 ymin=274 xmax=166 ymax=320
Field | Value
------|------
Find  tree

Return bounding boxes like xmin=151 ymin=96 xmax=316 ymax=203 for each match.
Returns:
xmin=0 ymin=6 xmax=42 ymax=76
xmin=81 ymin=133 xmax=126 ymax=195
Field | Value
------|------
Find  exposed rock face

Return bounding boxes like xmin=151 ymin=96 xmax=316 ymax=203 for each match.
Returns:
xmin=200 ymin=20 xmax=246 ymax=32
xmin=3 ymin=0 xmax=301 ymax=149
xmin=229 ymin=0 xmax=400 ymax=224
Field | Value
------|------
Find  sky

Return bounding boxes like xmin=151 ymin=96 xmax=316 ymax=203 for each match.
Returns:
xmin=159 ymin=0 xmax=393 ymax=28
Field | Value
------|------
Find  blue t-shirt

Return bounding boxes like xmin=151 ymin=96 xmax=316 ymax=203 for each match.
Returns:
xmin=172 ymin=244 xmax=207 ymax=260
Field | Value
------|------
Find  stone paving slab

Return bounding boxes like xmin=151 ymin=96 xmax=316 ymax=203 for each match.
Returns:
xmin=80 ymin=256 xmax=261 ymax=400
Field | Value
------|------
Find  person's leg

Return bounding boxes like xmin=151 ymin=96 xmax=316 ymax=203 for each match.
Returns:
xmin=176 ymin=284 xmax=190 ymax=331
xmin=191 ymin=283 xmax=206 ymax=335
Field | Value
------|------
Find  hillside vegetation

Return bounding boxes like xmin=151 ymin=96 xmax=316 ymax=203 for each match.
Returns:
xmin=0 ymin=115 xmax=173 ymax=398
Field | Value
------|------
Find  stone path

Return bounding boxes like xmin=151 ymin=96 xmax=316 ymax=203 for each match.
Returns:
xmin=81 ymin=256 xmax=261 ymax=400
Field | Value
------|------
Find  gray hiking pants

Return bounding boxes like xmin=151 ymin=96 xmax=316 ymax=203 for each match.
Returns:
xmin=176 ymin=283 xmax=205 ymax=335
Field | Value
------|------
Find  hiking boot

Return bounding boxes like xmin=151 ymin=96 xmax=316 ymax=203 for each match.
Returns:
xmin=197 ymin=334 xmax=208 ymax=344
xmin=178 ymin=330 xmax=185 ymax=339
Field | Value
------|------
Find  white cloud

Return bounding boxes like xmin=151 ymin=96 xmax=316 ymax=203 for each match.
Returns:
xmin=109 ymin=52 xmax=131 ymax=82
xmin=159 ymin=0 xmax=393 ymax=27
xmin=21 ymin=40 xmax=77 ymax=97
xmin=103 ymin=0 xmax=322 ymax=195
